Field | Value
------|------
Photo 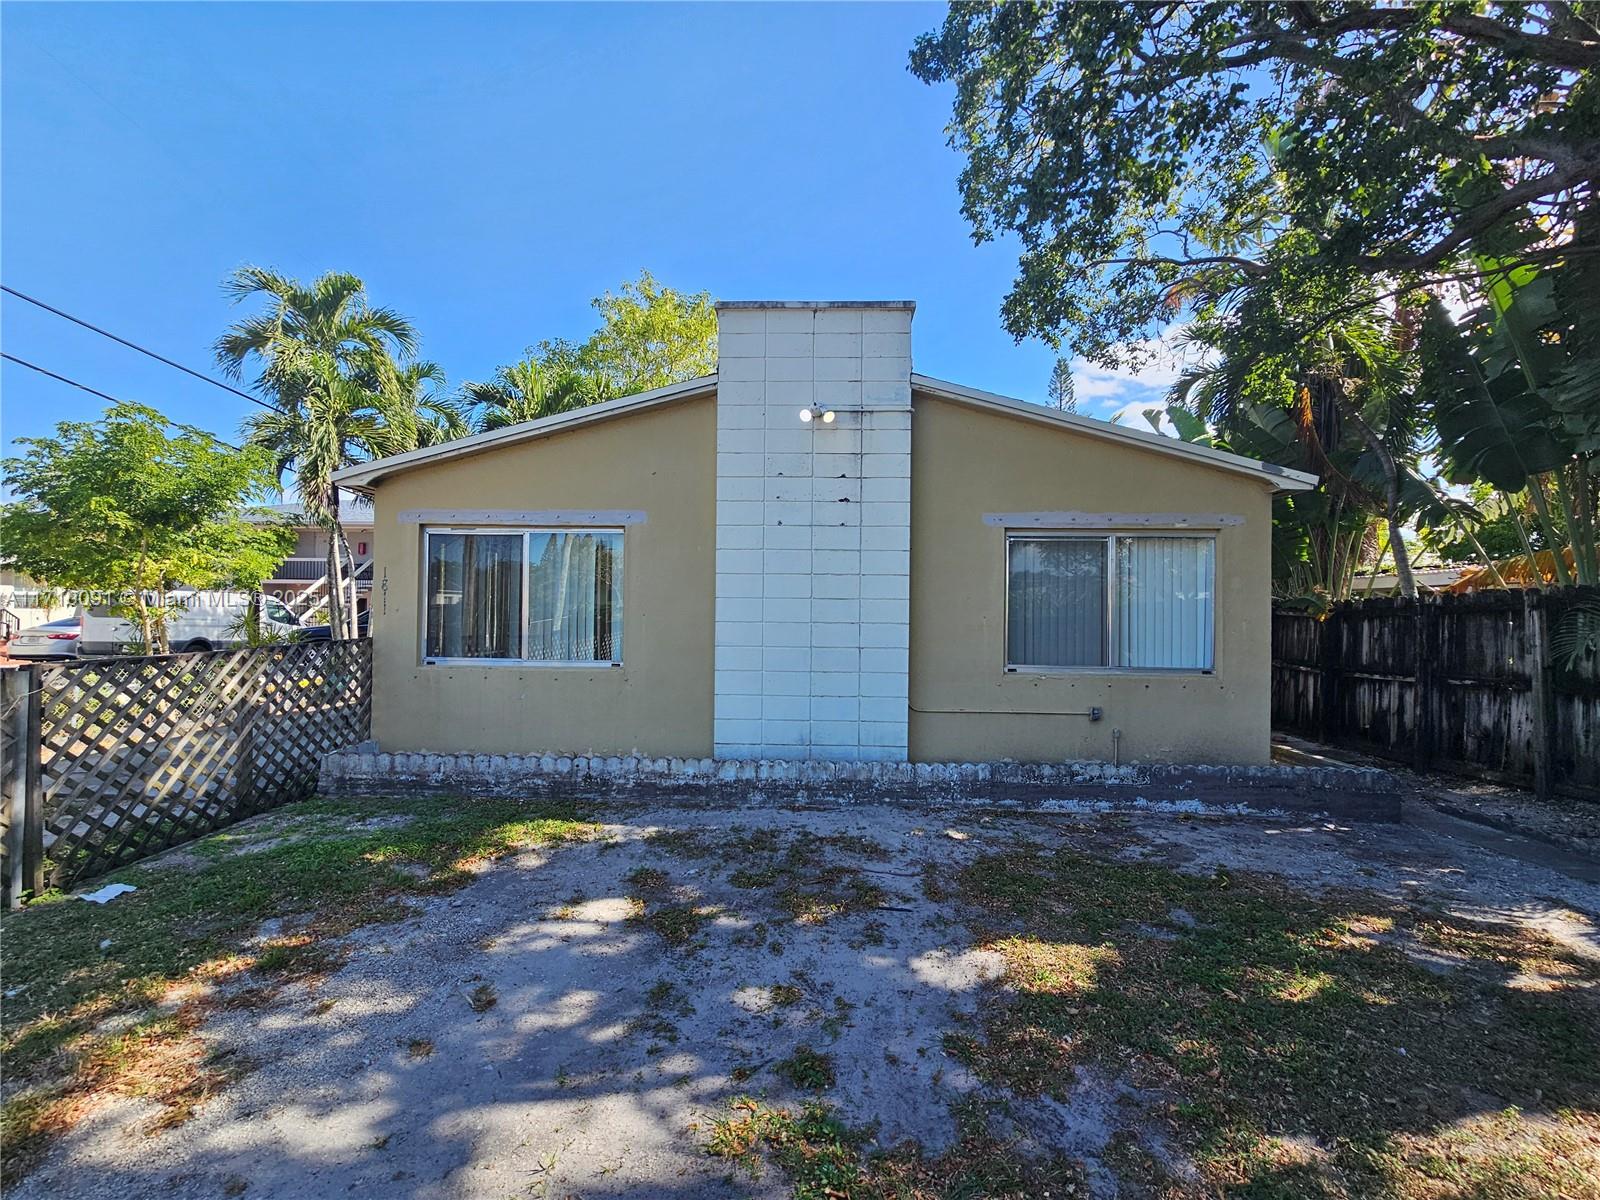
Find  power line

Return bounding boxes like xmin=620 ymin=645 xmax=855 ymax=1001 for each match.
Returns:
xmin=1 ymin=352 xmax=242 ymax=450
xmin=2 ymin=351 xmax=121 ymax=404
xmin=1 ymin=284 xmax=280 ymax=412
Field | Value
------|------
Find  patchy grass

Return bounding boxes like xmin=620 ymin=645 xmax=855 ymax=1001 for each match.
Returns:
xmin=947 ymin=848 xmax=1600 ymax=1198
xmin=704 ymin=1096 xmax=1084 ymax=1198
xmin=640 ymin=903 xmax=719 ymax=947
xmin=625 ymin=866 xmax=670 ymax=890
xmin=630 ymin=979 xmax=694 ymax=1047
xmin=0 ymin=794 xmax=597 ymax=1179
xmin=655 ymin=826 xmax=892 ymax=927
xmin=643 ymin=828 xmax=717 ymax=859
xmin=623 ymin=866 xmax=719 ymax=950
xmin=774 ymin=1045 xmax=836 ymax=1091
xmin=769 ymin=984 xmax=804 ymax=1008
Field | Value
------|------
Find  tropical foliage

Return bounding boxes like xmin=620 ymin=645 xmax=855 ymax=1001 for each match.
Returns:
xmin=914 ymin=1 xmax=1599 ymax=603
xmin=0 ymin=403 xmax=293 ymax=653
xmin=216 ymin=267 xmax=433 ymax=638
xmin=462 ymin=272 xmax=715 ymax=432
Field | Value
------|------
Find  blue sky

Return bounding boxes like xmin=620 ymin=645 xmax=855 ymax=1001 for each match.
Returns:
xmin=1 ymin=2 xmax=1176 ymax=469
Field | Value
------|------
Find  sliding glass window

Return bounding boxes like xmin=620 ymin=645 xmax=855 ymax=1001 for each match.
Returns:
xmin=423 ymin=528 xmax=624 ymax=665
xmin=1005 ymin=534 xmax=1214 ymax=672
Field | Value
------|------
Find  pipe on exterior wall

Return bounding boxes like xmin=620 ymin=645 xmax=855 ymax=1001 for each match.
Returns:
xmin=909 ymin=702 xmax=1104 ymax=720
xmin=1112 ymin=728 xmax=1122 ymax=766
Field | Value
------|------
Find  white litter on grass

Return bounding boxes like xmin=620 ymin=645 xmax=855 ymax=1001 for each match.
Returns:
xmin=77 ymin=883 xmax=136 ymax=904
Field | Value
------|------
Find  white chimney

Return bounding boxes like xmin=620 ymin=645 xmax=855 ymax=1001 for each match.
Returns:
xmin=712 ymin=301 xmax=914 ymax=760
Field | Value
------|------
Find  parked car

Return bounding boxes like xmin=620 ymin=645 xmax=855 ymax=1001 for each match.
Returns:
xmin=295 ymin=608 xmax=371 ymax=641
xmin=6 ymin=617 xmax=82 ymax=661
xmin=78 ymin=591 xmax=303 ymax=656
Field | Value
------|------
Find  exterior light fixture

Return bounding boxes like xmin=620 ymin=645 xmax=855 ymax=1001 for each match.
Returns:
xmin=799 ymin=407 xmax=839 ymax=423
xmin=798 ymin=407 xmax=815 ymax=422
xmin=820 ymin=409 xmax=836 ymax=424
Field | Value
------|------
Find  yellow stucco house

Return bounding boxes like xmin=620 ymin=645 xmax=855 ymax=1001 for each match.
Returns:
xmin=333 ymin=301 xmax=1314 ymax=768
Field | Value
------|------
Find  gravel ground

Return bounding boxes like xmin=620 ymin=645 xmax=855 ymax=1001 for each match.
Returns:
xmin=14 ymin=800 xmax=1600 ymax=1200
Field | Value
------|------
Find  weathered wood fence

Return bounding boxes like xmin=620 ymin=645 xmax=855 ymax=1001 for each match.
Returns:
xmin=2 ymin=640 xmax=371 ymax=905
xmin=1271 ymin=588 xmax=1599 ymax=797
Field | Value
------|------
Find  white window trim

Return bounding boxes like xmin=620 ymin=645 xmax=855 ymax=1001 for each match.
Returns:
xmin=1003 ymin=530 xmax=1217 ymax=676
xmin=420 ymin=525 xmax=625 ymax=669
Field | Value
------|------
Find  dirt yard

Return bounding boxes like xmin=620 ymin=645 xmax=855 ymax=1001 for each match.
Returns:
xmin=4 ymin=795 xmax=1598 ymax=1199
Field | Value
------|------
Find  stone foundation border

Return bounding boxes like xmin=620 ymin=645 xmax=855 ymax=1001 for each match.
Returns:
xmin=320 ymin=745 xmax=1402 ymax=821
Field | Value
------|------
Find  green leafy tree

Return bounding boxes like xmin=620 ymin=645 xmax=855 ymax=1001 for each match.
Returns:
xmin=216 ymin=267 xmax=419 ymax=638
xmin=910 ymin=3 xmax=1597 ymax=361
xmin=584 ymin=272 xmax=718 ymax=391
xmin=0 ymin=404 xmax=293 ymax=653
xmin=463 ymin=272 xmax=716 ymax=432
xmin=915 ymin=3 xmax=1598 ymax=600
xmin=1174 ymin=279 xmax=1440 ymax=596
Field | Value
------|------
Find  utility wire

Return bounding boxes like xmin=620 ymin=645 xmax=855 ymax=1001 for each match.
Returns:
xmin=2 ymin=351 xmax=121 ymax=404
xmin=1 ymin=352 xmax=242 ymax=450
xmin=1 ymin=284 xmax=280 ymax=412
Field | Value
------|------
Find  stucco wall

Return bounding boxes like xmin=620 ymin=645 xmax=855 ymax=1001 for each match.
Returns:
xmin=367 ymin=395 xmax=716 ymax=756
xmin=908 ymin=393 xmax=1275 ymax=765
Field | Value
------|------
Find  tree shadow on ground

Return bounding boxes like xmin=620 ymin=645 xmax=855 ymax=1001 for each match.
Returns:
xmin=5 ymin=799 xmax=1598 ymax=1200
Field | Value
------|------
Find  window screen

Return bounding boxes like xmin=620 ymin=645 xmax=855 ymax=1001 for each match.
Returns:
xmin=423 ymin=528 xmax=623 ymax=664
xmin=1006 ymin=534 xmax=1214 ymax=671
xmin=526 ymin=530 xmax=623 ymax=662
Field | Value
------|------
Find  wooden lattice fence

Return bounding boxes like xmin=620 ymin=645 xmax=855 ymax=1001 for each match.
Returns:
xmin=2 ymin=640 xmax=370 ymax=903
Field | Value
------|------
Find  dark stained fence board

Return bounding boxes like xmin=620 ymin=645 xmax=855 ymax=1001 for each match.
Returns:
xmin=31 ymin=640 xmax=371 ymax=889
xmin=1 ymin=668 xmax=25 ymax=907
xmin=1272 ymin=588 xmax=1600 ymax=795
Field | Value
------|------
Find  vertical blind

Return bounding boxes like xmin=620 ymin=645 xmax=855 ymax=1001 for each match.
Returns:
xmin=424 ymin=529 xmax=624 ymax=663
xmin=1007 ymin=537 xmax=1108 ymax=667
xmin=1116 ymin=536 xmax=1214 ymax=669
xmin=1007 ymin=535 xmax=1214 ymax=670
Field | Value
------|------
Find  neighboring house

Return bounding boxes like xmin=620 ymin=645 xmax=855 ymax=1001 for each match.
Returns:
xmin=0 ymin=570 xmax=74 ymax=638
xmin=333 ymin=301 xmax=1315 ymax=766
xmin=258 ymin=498 xmax=377 ymax=618
xmin=2 ymin=502 xmax=373 ymax=639
xmin=1351 ymin=566 xmax=1470 ymax=594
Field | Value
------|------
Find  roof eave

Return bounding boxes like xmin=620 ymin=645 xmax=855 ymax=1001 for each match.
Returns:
xmin=331 ymin=374 xmax=719 ymax=492
xmin=910 ymin=374 xmax=1318 ymax=493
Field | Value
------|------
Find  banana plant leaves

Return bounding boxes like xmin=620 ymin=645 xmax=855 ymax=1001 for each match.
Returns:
xmin=1423 ymin=298 xmax=1569 ymax=492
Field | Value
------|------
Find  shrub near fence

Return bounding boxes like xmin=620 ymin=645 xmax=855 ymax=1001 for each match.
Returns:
xmin=1271 ymin=587 xmax=1600 ymax=797
xmin=2 ymin=639 xmax=371 ymax=904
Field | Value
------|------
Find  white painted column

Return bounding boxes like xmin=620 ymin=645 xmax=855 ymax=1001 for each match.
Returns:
xmin=713 ymin=301 xmax=913 ymax=760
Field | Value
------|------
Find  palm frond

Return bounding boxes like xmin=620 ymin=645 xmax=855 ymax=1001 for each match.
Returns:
xmin=1549 ymin=600 xmax=1600 ymax=668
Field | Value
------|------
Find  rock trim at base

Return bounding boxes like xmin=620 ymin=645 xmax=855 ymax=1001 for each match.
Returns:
xmin=319 ymin=744 xmax=1401 ymax=821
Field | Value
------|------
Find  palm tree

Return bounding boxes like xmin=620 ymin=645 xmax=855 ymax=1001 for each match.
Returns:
xmin=216 ymin=267 xmax=417 ymax=638
xmin=391 ymin=360 xmax=470 ymax=448
xmin=1171 ymin=292 xmax=1438 ymax=600
xmin=461 ymin=352 xmax=611 ymax=433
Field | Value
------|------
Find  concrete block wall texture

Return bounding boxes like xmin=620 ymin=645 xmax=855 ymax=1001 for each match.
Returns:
xmin=713 ymin=302 xmax=914 ymax=760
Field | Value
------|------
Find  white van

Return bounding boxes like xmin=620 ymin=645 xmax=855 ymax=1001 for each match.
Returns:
xmin=79 ymin=591 xmax=302 ymax=656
